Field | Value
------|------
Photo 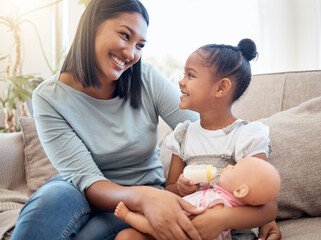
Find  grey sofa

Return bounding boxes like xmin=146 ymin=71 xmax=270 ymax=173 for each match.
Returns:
xmin=1 ymin=70 xmax=321 ymax=239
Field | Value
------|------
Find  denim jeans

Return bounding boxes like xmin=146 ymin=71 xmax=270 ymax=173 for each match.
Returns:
xmin=10 ymin=175 xmax=130 ymax=240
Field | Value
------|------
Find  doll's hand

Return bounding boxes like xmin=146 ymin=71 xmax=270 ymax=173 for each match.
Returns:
xmin=177 ymin=173 xmax=199 ymax=196
xmin=258 ymin=220 xmax=282 ymax=240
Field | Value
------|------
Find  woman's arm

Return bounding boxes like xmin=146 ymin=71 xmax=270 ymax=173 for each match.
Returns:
xmin=85 ymin=180 xmax=204 ymax=240
xmin=144 ymin=63 xmax=199 ymax=129
xmin=192 ymin=199 xmax=278 ymax=240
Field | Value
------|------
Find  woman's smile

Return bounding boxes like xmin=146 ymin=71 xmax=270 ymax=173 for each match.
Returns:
xmin=110 ymin=54 xmax=126 ymax=67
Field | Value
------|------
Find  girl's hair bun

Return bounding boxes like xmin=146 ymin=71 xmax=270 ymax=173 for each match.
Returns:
xmin=238 ymin=38 xmax=257 ymax=61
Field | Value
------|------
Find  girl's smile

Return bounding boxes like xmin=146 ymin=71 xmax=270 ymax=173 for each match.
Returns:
xmin=178 ymin=51 xmax=216 ymax=113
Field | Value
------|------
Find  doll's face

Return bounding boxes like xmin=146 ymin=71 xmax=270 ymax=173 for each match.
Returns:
xmin=218 ymin=160 xmax=249 ymax=194
xmin=219 ymin=157 xmax=281 ymax=205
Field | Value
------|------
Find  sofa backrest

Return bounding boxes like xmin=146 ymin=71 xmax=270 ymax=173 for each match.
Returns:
xmin=232 ymin=70 xmax=321 ymax=120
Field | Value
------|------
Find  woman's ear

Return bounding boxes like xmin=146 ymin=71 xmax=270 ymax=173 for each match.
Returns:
xmin=233 ymin=185 xmax=249 ymax=199
xmin=214 ymin=78 xmax=232 ymax=98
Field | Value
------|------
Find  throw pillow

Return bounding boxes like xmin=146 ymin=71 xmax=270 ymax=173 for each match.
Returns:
xmin=19 ymin=117 xmax=58 ymax=194
xmin=259 ymin=96 xmax=321 ymax=219
xmin=0 ymin=132 xmax=30 ymax=239
xmin=0 ymin=132 xmax=26 ymax=191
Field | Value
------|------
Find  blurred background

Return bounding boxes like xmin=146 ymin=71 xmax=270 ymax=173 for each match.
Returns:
xmin=0 ymin=0 xmax=320 ymax=131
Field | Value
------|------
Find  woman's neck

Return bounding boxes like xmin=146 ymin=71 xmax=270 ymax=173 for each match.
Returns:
xmin=59 ymin=72 xmax=116 ymax=100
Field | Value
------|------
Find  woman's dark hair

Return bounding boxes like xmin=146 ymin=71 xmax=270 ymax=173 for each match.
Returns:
xmin=61 ymin=0 xmax=149 ymax=108
xmin=197 ymin=38 xmax=258 ymax=102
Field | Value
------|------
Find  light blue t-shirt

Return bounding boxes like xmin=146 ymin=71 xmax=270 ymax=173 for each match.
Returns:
xmin=32 ymin=62 xmax=198 ymax=194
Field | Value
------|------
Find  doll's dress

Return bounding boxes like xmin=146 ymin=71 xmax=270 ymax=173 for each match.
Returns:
xmin=183 ymin=184 xmax=245 ymax=240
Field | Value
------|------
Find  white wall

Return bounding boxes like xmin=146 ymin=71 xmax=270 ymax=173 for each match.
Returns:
xmin=258 ymin=0 xmax=321 ymax=73
xmin=0 ymin=0 xmax=320 ymax=80
xmin=0 ymin=0 xmax=84 ymax=80
xmin=140 ymin=0 xmax=321 ymax=74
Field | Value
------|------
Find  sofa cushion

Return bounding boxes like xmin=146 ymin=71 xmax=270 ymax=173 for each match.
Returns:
xmin=282 ymin=70 xmax=321 ymax=111
xmin=259 ymin=96 xmax=321 ymax=219
xmin=19 ymin=117 xmax=58 ymax=194
xmin=232 ymin=73 xmax=286 ymax=121
xmin=0 ymin=132 xmax=27 ymax=192
xmin=232 ymin=70 xmax=321 ymax=121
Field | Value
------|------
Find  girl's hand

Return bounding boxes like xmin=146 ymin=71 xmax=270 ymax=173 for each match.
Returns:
xmin=177 ymin=173 xmax=199 ymax=196
xmin=258 ymin=220 xmax=282 ymax=240
xmin=140 ymin=187 xmax=204 ymax=240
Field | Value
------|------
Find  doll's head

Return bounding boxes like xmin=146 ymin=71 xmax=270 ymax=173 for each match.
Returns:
xmin=219 ymin=157 xmax=281 ymax=206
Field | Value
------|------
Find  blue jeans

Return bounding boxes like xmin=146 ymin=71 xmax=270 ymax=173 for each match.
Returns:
xmin=10 ymin=175 xmax=130 ymax=240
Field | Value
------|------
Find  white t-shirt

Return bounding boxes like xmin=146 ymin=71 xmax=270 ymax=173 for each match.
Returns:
xmin=166 ymin=119 xmax=270 ymax=166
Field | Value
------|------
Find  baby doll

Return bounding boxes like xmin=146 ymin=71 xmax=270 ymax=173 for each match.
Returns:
xmin=114 ymin=157 xmax=281 ymax=240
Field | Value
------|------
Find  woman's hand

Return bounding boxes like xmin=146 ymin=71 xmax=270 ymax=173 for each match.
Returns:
xmin=191 ymin=205 xmax=226 ymax=240
xmin=177 ymin=173 xmax=199 ymax=196
xmin=258 ymin=220 xmax=282 ymax=240
xmin=139 ymin=187 xmax=204 ymax=240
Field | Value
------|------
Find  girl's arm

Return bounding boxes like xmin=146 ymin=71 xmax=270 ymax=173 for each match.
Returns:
xmin=252 ymin=153 xmax=281 ymax=240
xmin=165 ymin=154 xmax=198 ymax=196
xmin=165 ymin=154 xmax=186 ymax=194
xmin=192 ymin=200 xmax=278 ymax=240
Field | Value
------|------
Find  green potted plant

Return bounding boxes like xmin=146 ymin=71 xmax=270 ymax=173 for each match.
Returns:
xmin=0 ymin=56 xmax=39 ymax=132
xmin=0 ymin=1 xmax=62 ymax=132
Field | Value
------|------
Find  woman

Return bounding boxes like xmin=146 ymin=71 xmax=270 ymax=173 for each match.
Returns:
xmin=11 ymin=0 xmax=281 ymax=239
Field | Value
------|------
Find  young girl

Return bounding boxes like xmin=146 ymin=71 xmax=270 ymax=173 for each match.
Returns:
xmin=165 ymin=38 xmax=278 ymax=240
xmin=115 ymin=39 xmax=280 ymax=240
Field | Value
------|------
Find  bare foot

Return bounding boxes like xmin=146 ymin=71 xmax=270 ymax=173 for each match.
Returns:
xmin=115 ymin=201 xmax=130 ymax=220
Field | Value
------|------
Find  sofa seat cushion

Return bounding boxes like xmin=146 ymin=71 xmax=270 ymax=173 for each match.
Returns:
xmin=260 ymin=96 xmax=321 ymax=219
xmin=277 ymin=217 xmax=321 ymax=240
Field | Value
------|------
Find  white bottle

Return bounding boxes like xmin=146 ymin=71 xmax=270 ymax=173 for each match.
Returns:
xmin=183 ymin=164 xmax=218 ymax=183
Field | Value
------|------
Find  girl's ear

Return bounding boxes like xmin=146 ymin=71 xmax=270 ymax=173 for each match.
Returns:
xmin=234 ymin=185 xmax=249 ymax=199
xmin=214 ymin=78 xmax=232 ymax=98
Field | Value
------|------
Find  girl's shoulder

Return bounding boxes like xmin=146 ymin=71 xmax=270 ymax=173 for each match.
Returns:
xmin=235 ymin=120 xmax=270 ymax=139
xmin=173 ymin=120 xmax=192 ymax=142
xmin=239 ymin=120 xmax=269 ymax=132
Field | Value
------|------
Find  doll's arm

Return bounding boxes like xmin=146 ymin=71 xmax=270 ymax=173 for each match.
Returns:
xmin=115 ymin=202 xmax=156 ymax=237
